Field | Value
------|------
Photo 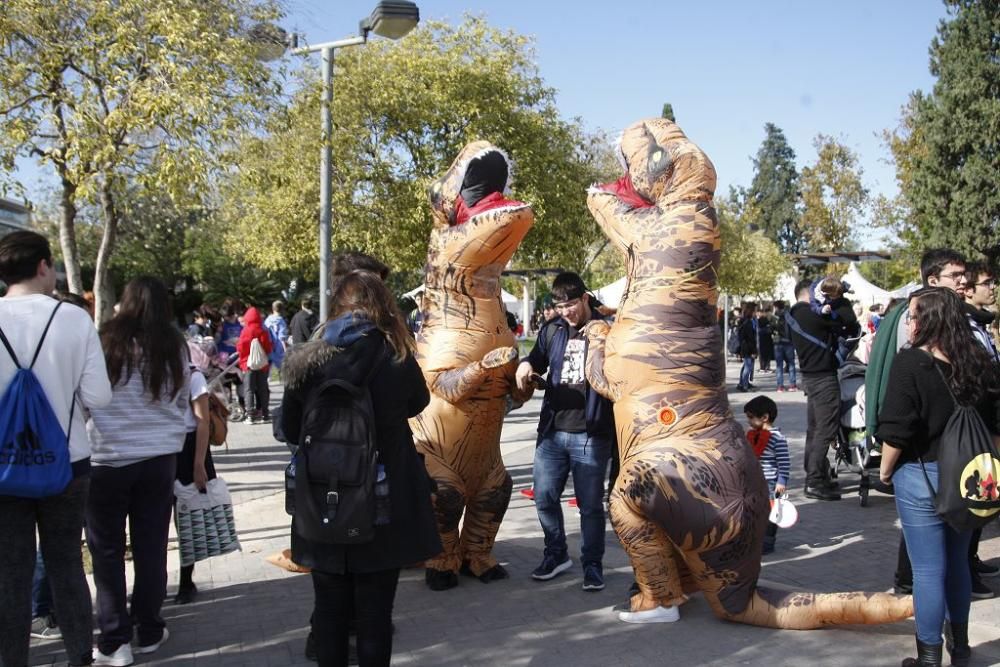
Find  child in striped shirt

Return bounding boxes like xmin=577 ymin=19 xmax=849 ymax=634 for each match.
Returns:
xmin=744 ymin=396 xmax=790 ymax=554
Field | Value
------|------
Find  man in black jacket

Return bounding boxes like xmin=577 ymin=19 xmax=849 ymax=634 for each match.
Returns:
xmin=788 ymin=278 xmax=860 ymax=500
xmin=289 ymin=296 xmax=319 ymax=346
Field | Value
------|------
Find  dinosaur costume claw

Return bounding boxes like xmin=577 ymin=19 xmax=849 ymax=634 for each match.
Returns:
xmin=410 ymin=141 xmax=533 ymax=581
xmin=589 ymin=118 xmax=912 ymax=629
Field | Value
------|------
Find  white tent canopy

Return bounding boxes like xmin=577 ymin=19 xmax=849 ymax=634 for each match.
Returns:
xmin=842 ymin=262 xmax=891 ymax=306
xmin=593 ymin=277 xmax=627 ymax=308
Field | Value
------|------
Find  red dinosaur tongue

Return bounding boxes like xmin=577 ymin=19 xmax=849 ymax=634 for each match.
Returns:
xmin=453 ymin=191 xmax=523 ymax=226
xmin=599 ymin=175 xmax=654 ymax=209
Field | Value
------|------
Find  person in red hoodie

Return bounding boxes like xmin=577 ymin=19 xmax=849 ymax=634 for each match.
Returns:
xmin=237 ymin=306 xmax=272 ymax=424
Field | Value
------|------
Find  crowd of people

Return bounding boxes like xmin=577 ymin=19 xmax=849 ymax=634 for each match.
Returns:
xmin=4 ymin=227 xmax=1000 ymax=667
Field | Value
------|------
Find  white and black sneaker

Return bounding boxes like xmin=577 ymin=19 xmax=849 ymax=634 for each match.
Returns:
xmin=582 ymin=562 xmax=605 ymax=591
xmin=531 ymin=555 xmax=572 ymax=581
xmin=29 ymin=615 xmax=61 ymax=640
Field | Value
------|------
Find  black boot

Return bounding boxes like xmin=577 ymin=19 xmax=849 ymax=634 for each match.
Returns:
xmin=901 ymin=638 xmax=943 ymax=666
xmin=944 ymin=622 xmax=971 ymax=667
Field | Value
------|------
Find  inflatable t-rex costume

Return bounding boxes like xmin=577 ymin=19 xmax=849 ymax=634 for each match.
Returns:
xmin=411 ymin=141 xmax=534 ymax=590
xmin=583 ymin=117 xmax=912 ymax=628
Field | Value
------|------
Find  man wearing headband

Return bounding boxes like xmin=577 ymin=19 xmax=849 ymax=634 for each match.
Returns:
xmin=515 ymin=272 xmax=615 ymax=592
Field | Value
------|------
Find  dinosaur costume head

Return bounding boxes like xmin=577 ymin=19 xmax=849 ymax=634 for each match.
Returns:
xmin=583 ymin=117 xmax=912 ymax=630
xmin=589 ymin=119 xmax=720 ymax=330
xmin=422 ymin=141 xmax=533 ymax=329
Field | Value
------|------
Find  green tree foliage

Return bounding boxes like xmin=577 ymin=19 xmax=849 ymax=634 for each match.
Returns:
xmin=746 ymin=123 xmax=803 ymax=253
xmin=220 ymin=16 xmax=613 ymax=277
xmin=717 ymin=190 xmax=791 ymax=297
xmin=799 ymin=135 xmax=869 ymax=252
xmin=661 ymin=103 xmax=676 ymax=122
xmin=887 ymin=1 xmax=1000 ymax=258
xmin=0 ymin=0 xmax=284 ymax=319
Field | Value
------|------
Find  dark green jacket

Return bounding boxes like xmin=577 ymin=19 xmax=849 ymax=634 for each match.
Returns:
xmin=864 ymin=302 xmax=907 ymax=440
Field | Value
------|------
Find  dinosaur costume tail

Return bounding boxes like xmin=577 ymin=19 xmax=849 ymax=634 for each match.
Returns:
xmin=719 ymin=588 xmax=914 ymax=630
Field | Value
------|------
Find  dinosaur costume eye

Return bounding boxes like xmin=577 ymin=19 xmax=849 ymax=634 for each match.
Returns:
xmin=648 ymin=144 xmax=671 ymax=177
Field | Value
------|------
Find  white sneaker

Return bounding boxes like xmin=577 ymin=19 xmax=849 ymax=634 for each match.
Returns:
xmin=134 ymin=627 xmax=169 ymax=655
xmin=92 ymin=643 xmax=134 ymax=667
xmin=618 ymin=605 xmax=681 ymax=624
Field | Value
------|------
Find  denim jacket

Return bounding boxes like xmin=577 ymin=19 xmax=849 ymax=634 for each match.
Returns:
xmin=524 ymin=314 xmax=615 ymax=437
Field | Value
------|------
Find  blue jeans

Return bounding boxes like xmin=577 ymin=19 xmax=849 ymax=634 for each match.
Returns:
xmin=533 ymin=431 xmax=611 ymax=565
xmin=739 ymin=356 xmax=754 ymax=388
xmin=774 ymin=342 xmax=796 ymax=388
xmin=893 ymin=462 xmax=972 ymax=644
xmin=32 ymin=550 xmax=51 ymax=619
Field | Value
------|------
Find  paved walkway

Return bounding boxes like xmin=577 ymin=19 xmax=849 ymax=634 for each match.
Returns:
xmin=28 ymin=362 xmax=1000 ymax=666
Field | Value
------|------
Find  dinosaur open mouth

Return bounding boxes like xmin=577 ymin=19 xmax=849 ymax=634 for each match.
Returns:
xmin=452 ymin=148 xmax=516 ymax=226
xmin=598 ymin=174 xmax=654 ymax=209
xmin=593 ymin=134 xmax=654 ymax=209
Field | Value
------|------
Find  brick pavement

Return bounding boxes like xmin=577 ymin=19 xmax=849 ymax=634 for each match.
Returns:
xmin=28 ymin=362 xmax=1000 ymax=666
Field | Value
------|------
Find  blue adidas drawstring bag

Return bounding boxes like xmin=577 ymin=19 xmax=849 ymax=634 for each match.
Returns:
xmin=0 ymin=302 xmax=74 ymax=498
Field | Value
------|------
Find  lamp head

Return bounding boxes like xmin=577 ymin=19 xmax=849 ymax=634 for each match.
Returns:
xmin=360 ymin=1 xmax=420 ymax=40
xmin=248 ymin=23 xmax=296 ymax=61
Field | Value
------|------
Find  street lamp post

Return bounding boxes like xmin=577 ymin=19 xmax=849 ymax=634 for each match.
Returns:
xmin=286 ymin=2 xmax=420 ymax=321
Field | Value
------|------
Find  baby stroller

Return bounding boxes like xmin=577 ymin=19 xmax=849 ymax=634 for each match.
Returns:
xmin=833 ymin=356 xmax=892 ymax=506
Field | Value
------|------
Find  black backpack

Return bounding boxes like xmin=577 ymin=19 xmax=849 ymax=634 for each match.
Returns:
xmin=293 ymin=354 xmax=382 ymax=545
xmin=921 ymin=362 xmax=1000 ymax=532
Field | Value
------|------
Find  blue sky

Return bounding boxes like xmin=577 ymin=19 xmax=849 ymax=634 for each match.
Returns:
xmin=285 ymin=0 xmax=948 ymax=245
xmin=15 ymin=1 xmax=949 ymax=246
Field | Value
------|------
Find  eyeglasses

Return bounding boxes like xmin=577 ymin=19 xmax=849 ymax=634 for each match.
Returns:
xmin=905 ymin=311 xmax=918 ymax=324
xmin=977 ymin=280 xmax=997 ymax=289
xmin=940 ymin=271 xmax=967 ymax=282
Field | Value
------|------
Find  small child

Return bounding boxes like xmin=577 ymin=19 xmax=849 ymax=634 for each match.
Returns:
xmin=744 ymin=396 xmax=790 ymax=555
xmin=811 ymin=276 xmax=853 ymax=319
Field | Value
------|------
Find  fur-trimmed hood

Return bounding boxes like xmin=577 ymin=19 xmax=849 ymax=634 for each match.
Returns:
xmin=281 ymin=340 xmax=342 ymax=390
xmin=281 ymin=332 xmax=386 ymax=391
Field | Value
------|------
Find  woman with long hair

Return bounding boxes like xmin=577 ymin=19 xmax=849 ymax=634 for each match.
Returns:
xmin=280 ymin=270 xmax=441 ymax=667
xmin=86 ymin=276 xmax=190 ymax=666
xmin=878 ymin=287 xmax=1000 ymax=667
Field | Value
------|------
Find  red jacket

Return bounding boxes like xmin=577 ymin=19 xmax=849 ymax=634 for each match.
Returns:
xmin=237 ymin=307 xmax=272 ymax=372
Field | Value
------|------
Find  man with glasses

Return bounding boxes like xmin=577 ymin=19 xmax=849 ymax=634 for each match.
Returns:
xmin=964 ymin=262 xmax=999 ymax=361
xmin=960 ymin=261 xmax=1000 ymax=596
xmin=515 ymin=272 xmax=614 ymax=592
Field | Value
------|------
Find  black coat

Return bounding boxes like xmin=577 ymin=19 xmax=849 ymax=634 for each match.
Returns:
xmin=738 ymin=317 xmax=758 ymax=357
xmin=280 ymin=332 xmax=441 ymax=574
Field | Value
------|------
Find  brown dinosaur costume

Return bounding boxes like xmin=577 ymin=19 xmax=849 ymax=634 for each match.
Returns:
xmin=411 ymin=141 xmax=534 ymax=590
xmin=583 ymin=117 xmax=913 ymax=628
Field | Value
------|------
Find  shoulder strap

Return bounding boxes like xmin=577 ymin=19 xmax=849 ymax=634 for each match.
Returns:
xmin=927 ymin=351 xmax=959 ymax=408
xmin=784 ymin=310 xmax=832 ymax=353
xmin=0 ymin=319 xmax=21 ymax=369
xmin=30 ymin=302 xmax=63 ymax=370
xmin=0 ymin=301 xmax=62 ymax=370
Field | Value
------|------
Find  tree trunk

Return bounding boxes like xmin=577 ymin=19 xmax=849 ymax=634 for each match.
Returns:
xmin=94 ymin=180 xmax=120 ymax=323
xmin=57 ymin=178 xmax=82 ymax=294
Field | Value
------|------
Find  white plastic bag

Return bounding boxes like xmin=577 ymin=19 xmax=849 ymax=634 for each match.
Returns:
xmin=174 ymin=478 xmax=241 ymax=566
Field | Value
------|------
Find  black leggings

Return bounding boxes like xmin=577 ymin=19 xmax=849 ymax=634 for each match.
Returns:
xmin=311 ymin=568 xmax=400 ymax=667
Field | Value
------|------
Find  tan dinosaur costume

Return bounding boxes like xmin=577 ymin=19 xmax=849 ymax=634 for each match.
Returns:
xmin=411 ymin=141 xmax=534 ymax=590
xmin=583 ymin=117 xmax=913 ymax=628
